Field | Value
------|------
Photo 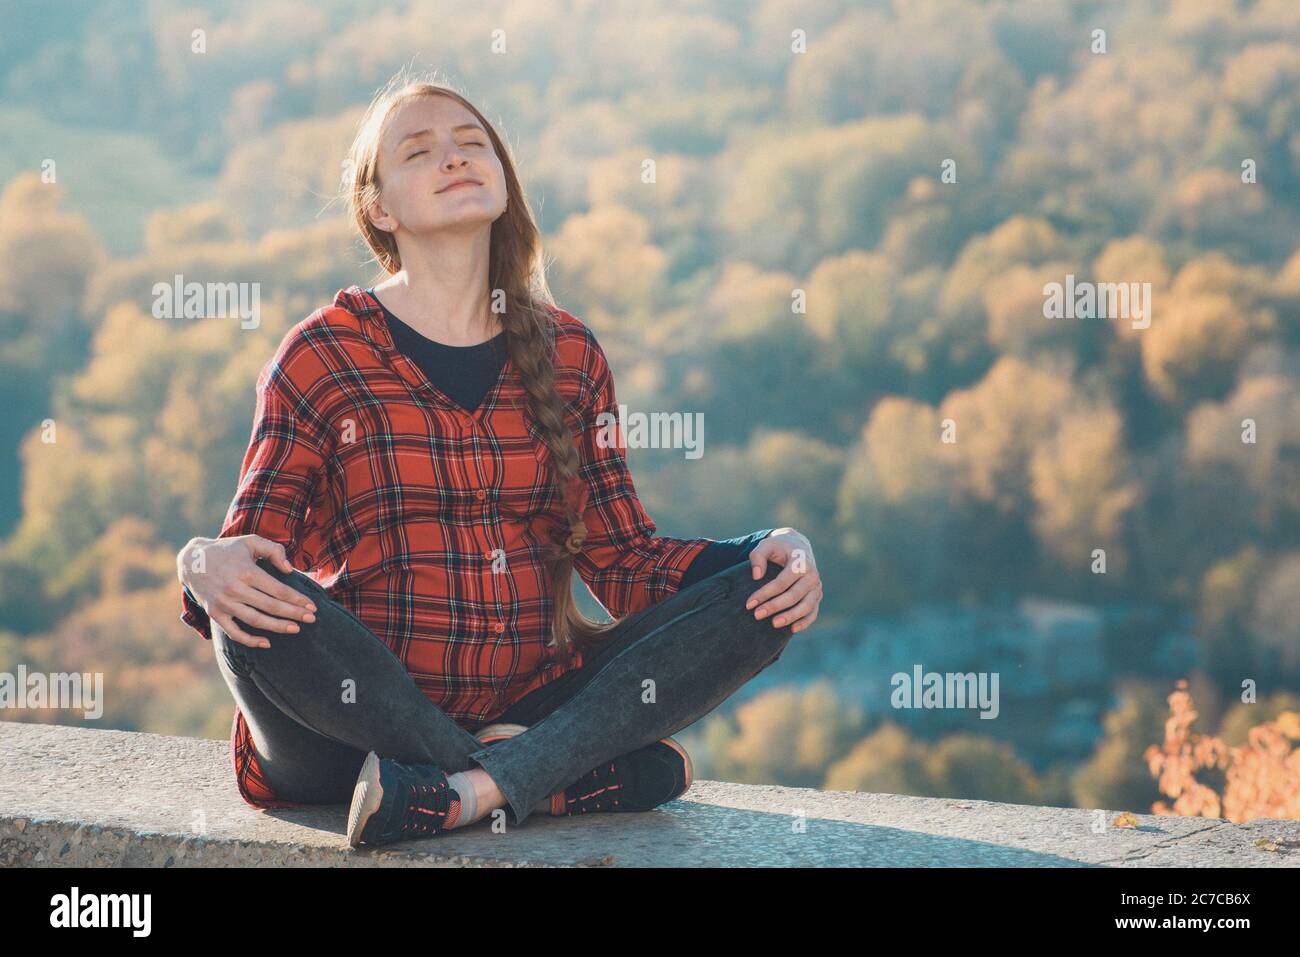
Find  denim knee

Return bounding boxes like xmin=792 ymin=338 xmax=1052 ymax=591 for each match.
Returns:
xmin=253 ymin=556 xmax=316 ymax=593
xmin=711 ymin=560 xmax=796 ymax=656
xmin=228 ymin=557 xmax=322 ymax=642
xmin=714 ymin=558 xmax=786 ymax=601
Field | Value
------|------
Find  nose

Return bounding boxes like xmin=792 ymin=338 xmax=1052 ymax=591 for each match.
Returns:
xmin=442 ymin=147 xmax=471 ymax=171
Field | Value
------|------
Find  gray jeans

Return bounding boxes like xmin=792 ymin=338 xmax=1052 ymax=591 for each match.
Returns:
xmin=212 ymin=558 xmax=794 ymax=826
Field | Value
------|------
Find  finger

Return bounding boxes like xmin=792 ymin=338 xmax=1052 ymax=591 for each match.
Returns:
xmin=752 ymin=573 xmax=814 ymax=619
xmin=790 ymin=586 xmax=824 ymax=633
xmin=771 ymin=593 xmax=819 ymax=629
xmin=754 ymin=581 xmax=812 ymax=621
xmin=217 ymin=595 xmax=304 ymax=635
xmin=749 ymin=543 xmax=771 ymax=581
xmin=791 ymin=610 xmax=818 ymax=633
xmin=248 ymin=536 xmax=294 ymax=574
xmin=240 ymin=572 xmax=313 ymax=616
xmin=253 ymin=560 xmax=317 ymax=610
xmin=744 ymin=572 xmax=782 ymax=609
xmin=746 ymin=552 xmax=818 ymax=609
xmin=745 ymin=550 xmax=789 ymax=607
xmin=228 ymin=580 xmax=317 ymax=625
xmin=212 ymin=611 xmax=271 ymax=649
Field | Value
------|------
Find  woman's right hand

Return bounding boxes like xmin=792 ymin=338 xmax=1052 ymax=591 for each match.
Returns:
xmin=177 ymin=535 xmax=318 ymax=649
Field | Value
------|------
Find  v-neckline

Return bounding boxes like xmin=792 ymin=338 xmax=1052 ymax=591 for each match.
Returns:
xmin=361 ymin=287 xmax=514 ymax=423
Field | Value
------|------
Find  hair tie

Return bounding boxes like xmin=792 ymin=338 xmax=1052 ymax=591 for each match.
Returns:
xmin=564 ymin=519 xmax=588 ymax=555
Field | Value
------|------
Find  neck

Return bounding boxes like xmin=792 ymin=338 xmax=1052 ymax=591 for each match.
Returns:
xmin=373 ymin=228 xmax=502 ymax=345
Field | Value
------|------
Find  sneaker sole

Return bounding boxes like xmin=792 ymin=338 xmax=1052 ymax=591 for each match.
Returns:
xmin=475 ymin=722 xmax=530 ymax=744
xmin=658 ymin=737 xmax=694 ymax=793
xmin=346 ymin=750 xmax=385 ymax=848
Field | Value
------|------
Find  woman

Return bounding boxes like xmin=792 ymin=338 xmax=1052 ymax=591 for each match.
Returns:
xmin=176 ymin=73 xmax=824 ymax=847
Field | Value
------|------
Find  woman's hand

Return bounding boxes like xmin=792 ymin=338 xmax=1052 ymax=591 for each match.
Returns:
xmin=744 ymin=527 xmax=823 ymax=634
xmin=177 ymin=535 xmax=318 ymax=649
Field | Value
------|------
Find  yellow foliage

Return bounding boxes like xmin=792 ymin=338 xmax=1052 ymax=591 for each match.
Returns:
xmin=1144 ymin=680 xmax=1300 ymax=822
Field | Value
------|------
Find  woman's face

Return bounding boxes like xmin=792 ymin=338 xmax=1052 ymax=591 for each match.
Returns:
xmin=369 ymin=95 xmax=508 ymax=238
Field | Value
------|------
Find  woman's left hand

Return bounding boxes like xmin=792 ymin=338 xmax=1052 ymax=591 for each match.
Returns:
xmin=744 ymin=527 xmax=823 ymax=634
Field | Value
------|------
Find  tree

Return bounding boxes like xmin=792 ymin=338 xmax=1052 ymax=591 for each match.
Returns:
xmin=926 ymin=734 xmax=1040 ymax=804
xmin=824 ymin=721 xmax=935 ymax=796
xmin=700 ymin=681 xmax=865 ymax=788
xmin=1072 ymin=681 xmax=1167 ymax=811
xmin=1144 ymin=680 xmax=1300 ymax=822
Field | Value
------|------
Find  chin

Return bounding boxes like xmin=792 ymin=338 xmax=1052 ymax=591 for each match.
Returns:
xmin=423 ymin=212 xmax=497 ymax=233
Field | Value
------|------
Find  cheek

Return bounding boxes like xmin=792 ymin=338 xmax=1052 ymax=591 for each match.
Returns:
xmin=384 ymin=180 xmax=427 ymax=221
xmin=485 ymin=161 xmax=507 ymax=197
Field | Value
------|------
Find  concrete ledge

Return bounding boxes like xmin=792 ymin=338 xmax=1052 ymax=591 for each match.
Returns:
xmin=2 ymin=723 xmax=1298 ymax=867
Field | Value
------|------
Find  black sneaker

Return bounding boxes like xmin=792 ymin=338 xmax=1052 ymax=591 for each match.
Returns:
xmin=346 ymin=750 xmax=462 ymax=847
xmin=473 ymin=723 xmax=693 ymax=815
xmin=557 ymin=739 xmax=693 ymax=815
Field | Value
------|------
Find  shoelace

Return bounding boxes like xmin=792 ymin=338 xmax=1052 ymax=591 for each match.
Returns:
xmin=563 ymin=760 xmax=625 ymax=814
xmin=396 ymin=767 xmax=459 ymax=835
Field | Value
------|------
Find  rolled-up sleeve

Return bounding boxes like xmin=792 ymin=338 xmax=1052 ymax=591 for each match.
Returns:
xmin=179 ymin=366 xmax=333 ymax=640
xmin=567 ymin=336 xmax=714 ymax=618
xmin=679 ymin=528 xmax=777 ymax=589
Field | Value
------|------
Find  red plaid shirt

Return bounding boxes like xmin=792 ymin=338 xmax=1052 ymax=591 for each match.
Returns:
xmin=182 ymin=286 xmax=713 ymax=808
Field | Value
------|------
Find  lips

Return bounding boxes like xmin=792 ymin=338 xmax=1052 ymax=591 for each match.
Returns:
xmin=438 ymin=179 xmax=481 ymax=193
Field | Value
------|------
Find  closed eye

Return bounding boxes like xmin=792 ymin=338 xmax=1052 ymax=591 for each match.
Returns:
xmin=407 ymin=143 xmax=483 ymax=160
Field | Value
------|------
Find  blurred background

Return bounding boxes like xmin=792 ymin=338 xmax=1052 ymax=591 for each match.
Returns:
xmin=1 ymin=0 xmax=1298 ymax=820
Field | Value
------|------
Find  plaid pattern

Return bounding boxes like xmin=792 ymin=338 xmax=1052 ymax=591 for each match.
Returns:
xmin=183 ymin=286 xmax=713 ymax=808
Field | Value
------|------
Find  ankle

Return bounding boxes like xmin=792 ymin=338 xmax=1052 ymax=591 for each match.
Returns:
xmin=444 ymin=771 xmax=477 ymax=827
xmin=446 ymin=767 xmax=507 ymax=828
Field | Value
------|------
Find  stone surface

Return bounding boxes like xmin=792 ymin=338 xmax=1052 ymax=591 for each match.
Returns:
xmin=2 ymin=722 xmax=1298 ymax=867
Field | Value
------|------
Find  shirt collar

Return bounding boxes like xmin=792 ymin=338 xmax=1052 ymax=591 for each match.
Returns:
xmin=333 ymin=285 xmax=395 ymax=351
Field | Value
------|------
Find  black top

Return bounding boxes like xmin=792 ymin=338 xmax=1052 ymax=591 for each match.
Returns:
xmin=366 ymin=288 xmax=773 ymax=589
xmin=371 ymin=290 xmax=508 ymax=414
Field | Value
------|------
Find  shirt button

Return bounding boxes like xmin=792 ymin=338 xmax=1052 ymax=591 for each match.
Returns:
xmin=494 ymin=622 xmax=506 ymax=634
xmin=476 ymin=489 xmax=487 ymax=501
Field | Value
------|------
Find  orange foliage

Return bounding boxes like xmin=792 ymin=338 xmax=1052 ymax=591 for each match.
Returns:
xmin=1144 ymin=680 xmax=1300 ymax=822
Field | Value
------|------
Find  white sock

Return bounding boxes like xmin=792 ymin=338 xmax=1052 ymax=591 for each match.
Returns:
xmin=445 ymin=771 xmax=477 ymax=826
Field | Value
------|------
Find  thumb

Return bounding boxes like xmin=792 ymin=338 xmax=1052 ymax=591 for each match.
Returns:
xmin=249 ymin=536 xmax=294 ymax=573
xmin=750 ymin=544 xmax=768 ymax=580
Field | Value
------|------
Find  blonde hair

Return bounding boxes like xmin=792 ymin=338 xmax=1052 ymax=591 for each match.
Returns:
xmin=339 ymin=69 xmax=615 ymax=663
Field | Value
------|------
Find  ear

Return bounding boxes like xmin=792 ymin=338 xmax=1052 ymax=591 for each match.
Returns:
xmin=365 ymin=197 xmax=395 ymax=234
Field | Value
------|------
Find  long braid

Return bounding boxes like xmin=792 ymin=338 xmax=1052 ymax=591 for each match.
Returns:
xmin=501 ymin=295 xmax=616 ymax=663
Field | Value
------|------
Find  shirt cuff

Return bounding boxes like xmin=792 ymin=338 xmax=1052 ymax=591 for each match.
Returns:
xmin=181 ymin=582 xmax=213 ymax=641
xmin=679 ymin=528 xmax=777 ymax=590
xmin=645 ymin=537 xmax=714 ymax=605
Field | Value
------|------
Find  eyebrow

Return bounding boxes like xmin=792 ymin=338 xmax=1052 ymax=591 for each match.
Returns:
xmin=396 ymin=124 xmax=487 ymax=148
